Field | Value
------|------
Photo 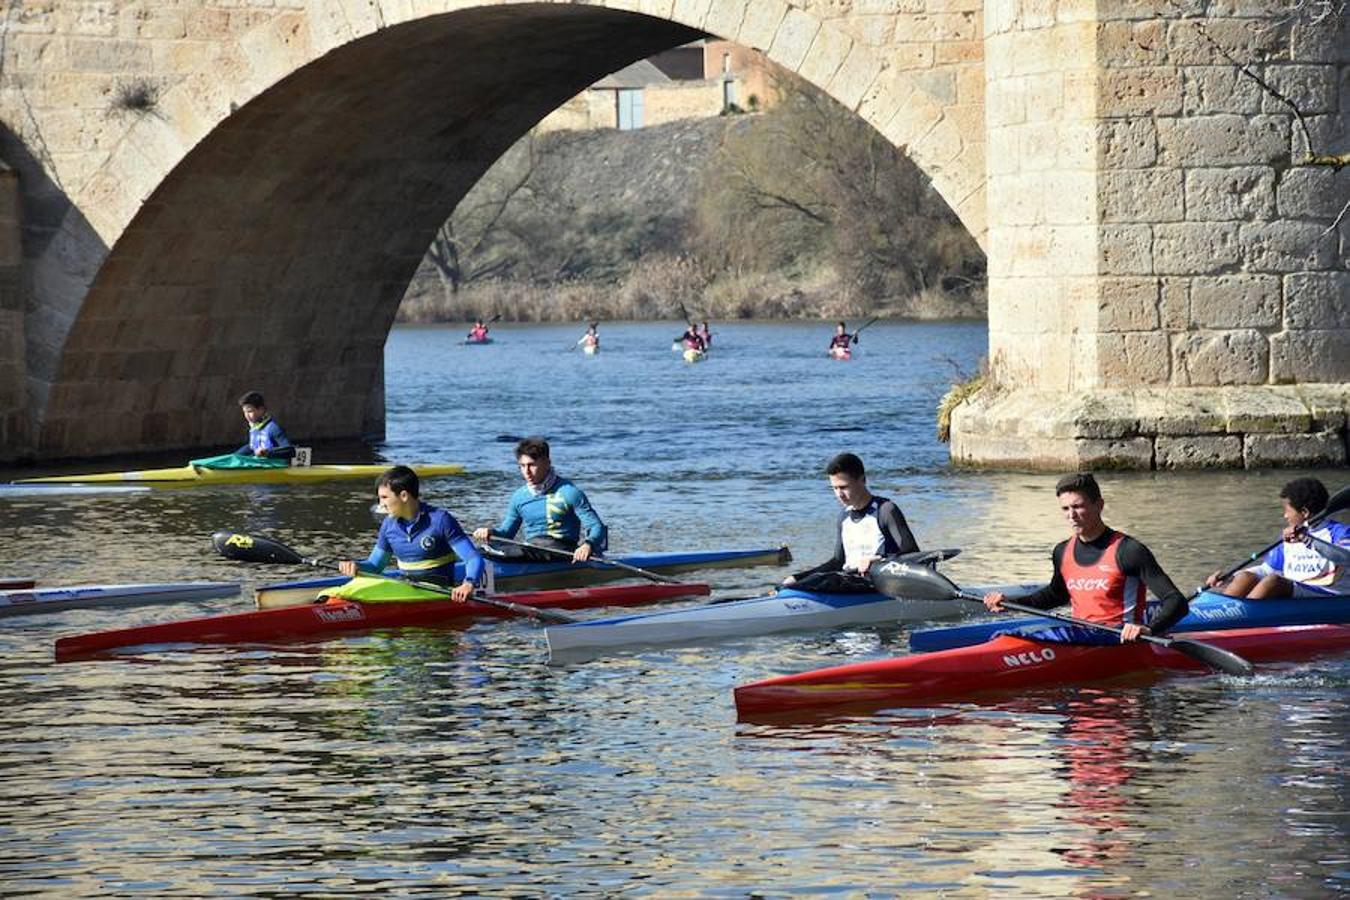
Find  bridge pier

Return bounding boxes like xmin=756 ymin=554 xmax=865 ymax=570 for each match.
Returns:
xmin=0 ymin=163 xmax=27 ymax=457
xmin=949 ymin=0 xmax=1350 ymax=469
xmin=0 ymin=0 xmax=1343 ymax=468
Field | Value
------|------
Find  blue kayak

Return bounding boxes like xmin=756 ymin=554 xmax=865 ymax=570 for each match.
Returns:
xmin=254 ymin=547 xmax=792 ymax=609
xmin=908 ymin=589 xmax=1350 ymax=653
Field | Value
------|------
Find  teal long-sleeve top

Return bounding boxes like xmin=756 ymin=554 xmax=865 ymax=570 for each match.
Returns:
xmin=488 ymin=477 xmax=607 ymax=551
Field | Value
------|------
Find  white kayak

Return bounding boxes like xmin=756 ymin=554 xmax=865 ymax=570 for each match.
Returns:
xmin=545 ymin=580 xmax=1043 ymax=661
xmin=1 ymin=581 xmax=241 ymax=619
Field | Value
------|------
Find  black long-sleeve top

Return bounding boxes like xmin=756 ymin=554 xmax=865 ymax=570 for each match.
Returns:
xmin=793 ymin=497 xmax=919 ymax=580
xmin=1019 ymin=528 xmax=1189 ymax=634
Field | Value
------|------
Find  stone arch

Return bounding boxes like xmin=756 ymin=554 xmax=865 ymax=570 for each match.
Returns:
xmin=35 ymin=0 xmax=979 ymax=455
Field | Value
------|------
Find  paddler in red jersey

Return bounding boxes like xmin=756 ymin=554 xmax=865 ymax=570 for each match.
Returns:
xmin=982 ymin=473 xmax=1189 ymax=644
xmin=820 ymin=323 xmax=853 ymax=358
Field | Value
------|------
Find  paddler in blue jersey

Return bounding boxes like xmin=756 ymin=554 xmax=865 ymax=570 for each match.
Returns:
xmin=338 ymin=466 xmax=485 ymax=602
xmin=472 ymin=436 xmax=608 ymax=564
xmin=236 ymin=391 xmax=294 ymax=459
xmin=1204 ymin=477 xmax=1350 ymax=599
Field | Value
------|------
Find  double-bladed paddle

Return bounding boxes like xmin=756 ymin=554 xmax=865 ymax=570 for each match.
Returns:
xmin=1199 ymin=484 xmax=1350 ymax=595
xmin=210 ymin=531 xmax=579 ymax=625
xmin=851 ymin=316 xmax=880 ymax=344
xmin=870 ymin=560 xmax=1254 ymax=676
xmin=480 ymin=535 xmax=682 ymax=584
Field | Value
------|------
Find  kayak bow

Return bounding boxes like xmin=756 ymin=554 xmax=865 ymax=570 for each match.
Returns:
xmin=910 ymin=589 xmax=1350 ymax=653
xmin=254 ymin=546 xmax=792 ymax=609
xmin=56 ymin=578 xmax=710 ymax=660
xmin=546 ymin=581 xmax=1042 ymax=661
xmin=2 ymin=581 xmax=240 ymax=619
xmin=16 ymin=462 xmax=465 ymax=487
xmin=734 ymin=624 xmax=1350 ymax=718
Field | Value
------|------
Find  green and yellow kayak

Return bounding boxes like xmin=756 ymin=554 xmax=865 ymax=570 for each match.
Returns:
xmin=16 ymin=461 xmax=465 ymax=486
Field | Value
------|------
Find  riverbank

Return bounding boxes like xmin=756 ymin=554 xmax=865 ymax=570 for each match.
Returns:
xmin=397 ymin=89 xmax=986 ymax=324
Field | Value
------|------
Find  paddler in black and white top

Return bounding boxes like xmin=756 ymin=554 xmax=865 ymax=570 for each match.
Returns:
xmin=783 ymin=452 xmax=920 ymax=594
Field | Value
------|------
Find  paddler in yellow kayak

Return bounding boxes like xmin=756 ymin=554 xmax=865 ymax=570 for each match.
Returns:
xmin=473 ymin=437 xmax=608 ymax=564
xmin=338 ymin=466 xmax=485 ymax=602
xmin=236 ymin=391 xmax=294 ymax=460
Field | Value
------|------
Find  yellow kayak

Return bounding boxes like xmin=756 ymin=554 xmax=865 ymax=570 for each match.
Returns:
xmin=16 ymin=462 xmax=465 ymax=486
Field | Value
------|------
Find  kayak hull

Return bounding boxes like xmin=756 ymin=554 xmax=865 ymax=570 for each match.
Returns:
xmin=545 ymin=581 xmax=1042 ymax=660
xmin=829 ymin=347 xmax=852 ymax=361
xmin=734 ymin=624 xmax=1350 ymax=717
xmin=2 ymin=581 xmax=240 ymax=619
xmin=254 ymin=546 xmax=793 ymax=609
xmin=16 ymin=462 xmax=465 ymax=486
xmin=683 ymin=348 xmax=706 ymax=363
xmin=910 ymin=589 xmax=1350 ymax=653
xmin=55 ymin=580 xmax=710 ymax=660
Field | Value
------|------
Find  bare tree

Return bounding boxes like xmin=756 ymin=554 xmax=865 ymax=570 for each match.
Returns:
xmin=696 ymin=71 xmax=984 ymax=309
xmin=425 ymin=133 xmax=540 ymax=296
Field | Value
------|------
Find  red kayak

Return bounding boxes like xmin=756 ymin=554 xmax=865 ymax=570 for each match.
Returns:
xmin=56 ymin=581 xmax=709 ymax=661
xmin=734 ymin=625 xmax=1350 ymax=718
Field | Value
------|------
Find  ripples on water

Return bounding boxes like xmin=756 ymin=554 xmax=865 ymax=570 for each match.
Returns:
xmin=1 ymin=322 xmax=1346 ymax=895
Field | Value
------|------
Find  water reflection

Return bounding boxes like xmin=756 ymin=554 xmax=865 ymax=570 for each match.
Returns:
xmin=1 ymin=323 xmax=1346 ymax=895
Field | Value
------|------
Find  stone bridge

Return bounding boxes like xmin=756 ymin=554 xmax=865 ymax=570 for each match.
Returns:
xmin=0 ymin=0 xmax=1346 ymax=468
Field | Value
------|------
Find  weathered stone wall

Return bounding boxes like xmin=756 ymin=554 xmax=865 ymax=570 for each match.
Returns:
xmin=0 ymin=0 xmax=1342 ymax=466
xmin=0 ymin=0 xmax=981 ymax=461
xmin=953 ymin=0 xmax=1349 ymax=470
xmin=0 ymin=162 xmax=25 ymax=456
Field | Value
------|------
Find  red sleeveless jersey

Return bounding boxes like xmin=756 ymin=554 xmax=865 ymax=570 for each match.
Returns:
xmin=1061 ymin=533 xmax=1147 ymax=626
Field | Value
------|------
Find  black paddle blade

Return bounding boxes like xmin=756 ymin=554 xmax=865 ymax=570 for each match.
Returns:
xmin=1167 ymin=638 xmax=1255 ymax=676
xmin=869 ymin=560 xmax=962 ymax=601
xmin=211 ymin=531 xmax=304 ymax=565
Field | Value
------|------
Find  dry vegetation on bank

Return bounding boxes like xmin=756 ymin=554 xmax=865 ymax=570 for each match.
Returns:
xmin=399 ymin=74 xmax=986 ymax=324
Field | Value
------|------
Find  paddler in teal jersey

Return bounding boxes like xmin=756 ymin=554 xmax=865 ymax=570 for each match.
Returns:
xmin=473 ymin=436 xmax=608 ymax=564
xmin=338 ymin=466 xmax=484 ymax=602
xmin=236 ymin=391 xmax=294 ymax=460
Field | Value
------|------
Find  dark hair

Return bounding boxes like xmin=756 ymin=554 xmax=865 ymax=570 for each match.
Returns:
xmin=515 ymin=436 xmax=550 ymax=461
xmin=1055 ymin=472 xmax=1102 ymax=503
xmin=825 ymin=452 xmax=865 ymax=480
xmin=376 ymin=465 xmax=420 ymax=497
xmin=238 ymin=391 xmax=265 ymax=408
xmin=837 ymin=321 xmax=847 ymax=329
xmin=1280 ymin=477 xmax=1327 ymax=515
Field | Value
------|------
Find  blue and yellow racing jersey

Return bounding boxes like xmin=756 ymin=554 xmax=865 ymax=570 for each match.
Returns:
xmin=359 ymin=502 xmax=485 ymax=583
xmin=236 ymin=416 xmax=290 ymax=456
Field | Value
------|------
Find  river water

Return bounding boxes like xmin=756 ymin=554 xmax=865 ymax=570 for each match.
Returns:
xmin=1 ymin=321 xmax=1346 ymax=896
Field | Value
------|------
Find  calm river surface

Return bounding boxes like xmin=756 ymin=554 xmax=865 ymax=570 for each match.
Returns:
xmin=1 ymin=321 xmax=1346 ymax=897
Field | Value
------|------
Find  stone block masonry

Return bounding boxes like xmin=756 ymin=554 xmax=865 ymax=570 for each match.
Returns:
xmin=0 ymin=0 xmax=1343 ymax=466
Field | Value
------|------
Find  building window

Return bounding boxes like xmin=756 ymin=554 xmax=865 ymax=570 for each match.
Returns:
xmin=617 ymin=88 xmax=643 ymax=130
xmin=722 ymin=51 xmax=731 ymax=74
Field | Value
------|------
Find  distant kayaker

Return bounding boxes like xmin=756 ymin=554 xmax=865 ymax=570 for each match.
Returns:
xmin=467 ymin=319 xmax=491 ymax=342
xmin=983 ymin=473 xmax=1189 ymax=643
xmin=578 ymin=323 xmax=600 ymax=352
xmin=236 ymin=391 xmax=294 ymax=460
xmin=473 ymin=437 xmax=608 ymax=564
xmin=1204 ymin=477 xmax=1350 ymax=599
xmin=782 ymin=452 xmax=920 ymax=593
xmin=828 ymin=322 xmax=855 ymax=357
xmin=698 ymin=321 xmax=713 ymax=348
xmin=680 ymin=323 xmax=706 ymax=352
xmin=338 ymin=465 xmax=484 ymax=602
